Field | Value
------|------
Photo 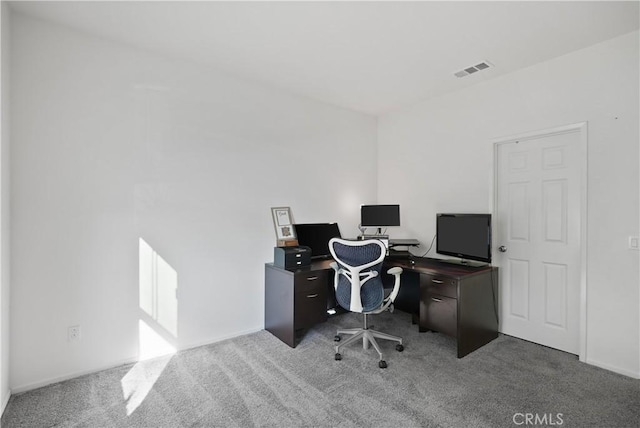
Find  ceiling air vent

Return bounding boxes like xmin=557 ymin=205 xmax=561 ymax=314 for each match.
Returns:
xmin=454 ymin=61 xmax=492 ymax=78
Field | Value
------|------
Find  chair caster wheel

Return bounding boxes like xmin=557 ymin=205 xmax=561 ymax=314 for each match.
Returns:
xmin=396 ymin=344 xmax=404 ymax=352
xmin=334 ymin=335 xmax=341 ymax=342
xmin=379 ymin=360 xmax=387 ymax=369
xmin=335 ymin=353 xmax=342 ymax=361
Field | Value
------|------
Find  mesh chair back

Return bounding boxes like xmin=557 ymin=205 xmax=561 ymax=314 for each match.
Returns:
xmin=331 ymin=239 xmax=385 ymax=313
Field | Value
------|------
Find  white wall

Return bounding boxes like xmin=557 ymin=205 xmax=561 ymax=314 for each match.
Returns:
xmin=0 ymin=0 xmax=11 ymax=412
xmin=378 ymin=31 xmax=640 ymax=377
xmin=10 ymin=13 xmax=377 ymax=391
xmin=7 ymin=8 xmax=638 ymax=396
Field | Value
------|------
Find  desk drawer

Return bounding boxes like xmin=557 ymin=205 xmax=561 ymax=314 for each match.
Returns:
xmin=422 ymin=293 xmax=457 ymax=338
xmin=295 ymin=283 xmax=327 ymax=328
xmin=422 ymin=274 xmax=457 ymax=299
xmin=294 ymin=270 xmax=328 ymax=295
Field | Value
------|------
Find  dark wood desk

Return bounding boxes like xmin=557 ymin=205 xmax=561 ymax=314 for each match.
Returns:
xmin=265 ymin=257 xmax=498 ymax=357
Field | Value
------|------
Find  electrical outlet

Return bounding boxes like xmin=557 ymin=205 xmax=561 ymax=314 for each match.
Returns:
xmin=629 ymin=236 xmax=639 ymax=250
xmin=68 ymin=325 xmax=81 ymax=342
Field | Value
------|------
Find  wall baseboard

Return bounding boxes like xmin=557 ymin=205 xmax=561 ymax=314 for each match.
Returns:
xmin=586 ymin=357 xmax=640 ymax=379
xmin=10 ymin=326 xmax=264 ymax=394
xmin=1 ymin=388 xmax=11 ymax=417
xmin=10 ymin=354 xmax=139 ymax=395
xmin=178 ymin=326 xmax=263 ymax=353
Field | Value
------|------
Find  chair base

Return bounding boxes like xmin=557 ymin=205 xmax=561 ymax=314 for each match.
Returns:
xmin=334 ymin=317 xmax=403 ymax=366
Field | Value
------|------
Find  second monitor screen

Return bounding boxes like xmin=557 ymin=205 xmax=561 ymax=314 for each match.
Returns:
xmin=293 ymin=223 xmax=342 ymax=259
xmin=360 ymin=205 xmax=400 ymax=227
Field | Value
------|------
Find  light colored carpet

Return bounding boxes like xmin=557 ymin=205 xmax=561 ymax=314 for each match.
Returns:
xmin=2 ymin=311 xmax=638 ymax=427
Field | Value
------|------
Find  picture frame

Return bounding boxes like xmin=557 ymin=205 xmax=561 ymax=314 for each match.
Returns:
xmin=271 ymin=207 xmax=296 ymax=241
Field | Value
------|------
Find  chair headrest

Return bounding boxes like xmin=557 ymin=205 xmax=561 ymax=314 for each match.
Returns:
xmin=329 ymin=238 xmax=385 ymax=268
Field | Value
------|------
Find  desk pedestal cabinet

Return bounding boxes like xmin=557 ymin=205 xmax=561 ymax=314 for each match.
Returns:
xmin=417 ymin=262 xmax=498 ymax=358
xmin=265 ymin=262 xmax=331 ymax=347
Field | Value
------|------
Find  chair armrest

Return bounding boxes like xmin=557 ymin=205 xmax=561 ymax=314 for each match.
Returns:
xmin=384 ymin=266 xmax=403 ymax=305
xmin=386 ymin=266 xmax=403 ymax=276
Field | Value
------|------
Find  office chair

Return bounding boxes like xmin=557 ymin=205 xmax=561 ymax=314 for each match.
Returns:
xmin=329 ymin=238 xmax=404 ymax=368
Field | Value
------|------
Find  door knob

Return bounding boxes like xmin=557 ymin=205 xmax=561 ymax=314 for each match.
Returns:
xmin=498 ymin=246 xmax=507 ymax=253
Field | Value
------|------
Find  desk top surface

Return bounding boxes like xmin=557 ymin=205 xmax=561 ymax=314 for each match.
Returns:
xmin=267 ymin=256 xmax=496 ymax=278
xmin=385 ymin=257 xmax=495 ymax=278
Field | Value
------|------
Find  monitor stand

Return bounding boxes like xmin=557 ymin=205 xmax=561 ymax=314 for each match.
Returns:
xmin=387 ymin=248 xmax=411 ymax=259
xmin=442 ymin=258 xmax=489 ymax=268
xmin=360 ymin=234 xmax=389 ymax=240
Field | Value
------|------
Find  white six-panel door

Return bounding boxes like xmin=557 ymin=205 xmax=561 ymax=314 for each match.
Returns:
xmin=496 ymin=126 xmax=584 ymax=354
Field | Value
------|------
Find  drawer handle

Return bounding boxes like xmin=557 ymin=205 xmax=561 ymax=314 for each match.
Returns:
xmin=306 ymin=276 xmax=318 ymax=281
xmin=431 ymin=279 xmax=444 ymax=284
xmin=431 ymin=297 xmax=443 ymax=302
xmin=307 ymin=294 xmax=319 ymax=298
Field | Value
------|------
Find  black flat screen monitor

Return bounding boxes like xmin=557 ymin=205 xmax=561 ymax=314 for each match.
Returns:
xmin=360 ymin=205 xmax=400 ymax=227
xmin=293 ymin=223 xmax=341 ymax=259
xmin=436 ymin=213 xmax=492 ymax=264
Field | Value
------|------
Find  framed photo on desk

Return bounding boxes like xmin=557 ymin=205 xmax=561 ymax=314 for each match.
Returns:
xmin=271 ymin=206 xmax=297 ymax=242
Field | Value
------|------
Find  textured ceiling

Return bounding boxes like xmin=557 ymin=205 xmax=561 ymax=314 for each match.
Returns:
xmin=10 ymin=1 xmax=640 ymax=115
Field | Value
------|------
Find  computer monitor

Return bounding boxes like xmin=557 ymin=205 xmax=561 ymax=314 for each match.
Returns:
xmin=293 ymin=223 xmax=342 ymax=259
xmin=436 ymin=213 xmax=491 ymax=264
xmin=360 ymin=205 xmax=400 ymax=228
